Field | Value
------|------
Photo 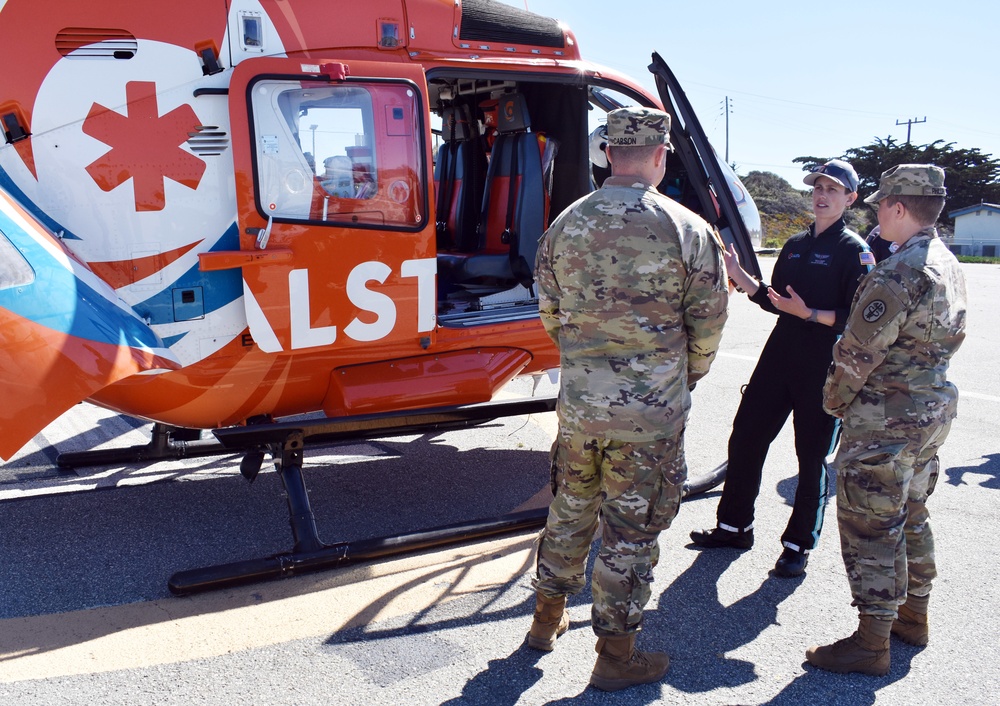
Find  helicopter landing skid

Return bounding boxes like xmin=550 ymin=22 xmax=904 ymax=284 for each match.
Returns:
xmin=168 ymin=396 xmax=557 ymax=594
xmin=57 ymin=422 xmax=231 ymax=469
xmin=166 ymin=396 xmax=728 ymax=595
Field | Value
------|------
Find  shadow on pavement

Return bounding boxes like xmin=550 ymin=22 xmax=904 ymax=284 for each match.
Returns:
xmin=655 ymin=548 xmax=804 ymax=695
xmin=0 ymin=434 xmax=551 ymax=663
xmin=760 ymin=640 xmax=919 ymax=706
xmin=945 ymin=452 xmax=1000 ymax=490
xmin=440 ymin=643 xmax=547 ymax=706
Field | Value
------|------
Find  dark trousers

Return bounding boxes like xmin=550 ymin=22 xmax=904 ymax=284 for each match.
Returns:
xmin=715 ymin=324 xmax=838 ymax=552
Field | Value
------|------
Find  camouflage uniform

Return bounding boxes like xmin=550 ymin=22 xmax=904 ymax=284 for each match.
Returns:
xmin=823 ymin=166 xmax=966 ymax=619
xmin=533 ymin=107 xmax=728 ymax=636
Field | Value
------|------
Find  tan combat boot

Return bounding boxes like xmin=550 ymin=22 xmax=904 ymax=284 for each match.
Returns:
xmin=589 ymin=633 xmax=670 ymax=692
xmin=892 ymin=593 xmax=929 ymax=646
xmin=526 ymin=593 xmax=570 ymax=651
xmin=805 ymin=615 xmax=892 ymax=676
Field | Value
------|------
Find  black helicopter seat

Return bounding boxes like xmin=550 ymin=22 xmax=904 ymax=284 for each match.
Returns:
xmin=434 ymin=104 xmax=485 ymax=252
xmin=438 ymin=92 xmax=547 ymax=293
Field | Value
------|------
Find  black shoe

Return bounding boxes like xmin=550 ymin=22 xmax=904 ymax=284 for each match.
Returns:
xmin=773 ymin=547 xmax=808 ymax=577
xmin=689 ymin=527 xmax=754 ymax=550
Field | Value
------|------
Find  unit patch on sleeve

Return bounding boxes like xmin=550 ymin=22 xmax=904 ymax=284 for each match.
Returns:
xmin=850 ymin=283 xmax=906 ymax=344
xmin=862 ymin=299 xmax=886 ymax=322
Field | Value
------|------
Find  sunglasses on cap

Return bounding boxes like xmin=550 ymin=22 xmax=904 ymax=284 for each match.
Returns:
xmin=809 ymin=162 xmax=858 ymax=192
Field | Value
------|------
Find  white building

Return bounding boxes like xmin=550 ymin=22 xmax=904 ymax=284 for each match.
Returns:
xmin=948 ymin=203 xmax=1000 ymax=257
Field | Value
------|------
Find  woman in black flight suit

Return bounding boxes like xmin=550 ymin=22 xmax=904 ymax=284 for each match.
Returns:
xmin=691 ymin=159 xmax=873 ymax=577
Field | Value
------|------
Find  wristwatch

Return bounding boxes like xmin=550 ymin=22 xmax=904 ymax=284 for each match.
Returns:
xmin=807 ymin=308 xmax=818 ymax=323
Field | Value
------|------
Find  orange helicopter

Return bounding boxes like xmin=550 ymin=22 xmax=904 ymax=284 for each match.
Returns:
xmin=0 ymin=0 xmax=761 ymax=592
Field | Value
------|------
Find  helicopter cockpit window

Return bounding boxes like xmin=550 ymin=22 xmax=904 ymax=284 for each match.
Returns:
xmin=250 ymin=79 xmax=424 ymax=229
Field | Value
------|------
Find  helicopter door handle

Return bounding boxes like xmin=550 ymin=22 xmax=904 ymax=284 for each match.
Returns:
xmin=246 ymin=216 xmax=273 ymax=250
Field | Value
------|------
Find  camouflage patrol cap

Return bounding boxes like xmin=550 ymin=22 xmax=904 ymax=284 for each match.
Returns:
xmin=864 ymin=164 xmax=947 ymax=205
xmin=605 ymin=107 xmax=671 ymax=147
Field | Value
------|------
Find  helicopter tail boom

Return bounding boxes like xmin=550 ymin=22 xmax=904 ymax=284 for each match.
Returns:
xmin=0 ymin=190 xmax=178 ymax=459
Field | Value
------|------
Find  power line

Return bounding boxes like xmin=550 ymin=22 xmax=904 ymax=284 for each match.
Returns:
xmin=688 ymin=81 xmax=997 ymax=145
xmin=935 ymin=120 xmax=1000 ymax=140
xmin=686 ymin=80 xmax=899 ymax=118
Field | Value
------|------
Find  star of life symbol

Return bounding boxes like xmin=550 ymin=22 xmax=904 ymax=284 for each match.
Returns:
xmin=82 ymin=81 xmax=205 ymax=212
xmin=863 ymin=300 xmax=886 ymax=323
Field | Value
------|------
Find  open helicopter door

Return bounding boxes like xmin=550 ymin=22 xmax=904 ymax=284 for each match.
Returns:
xmin=209 ymin=58 xmax=435 ymax=357
xmin=649 ymin=52 xmax=762 ymax=280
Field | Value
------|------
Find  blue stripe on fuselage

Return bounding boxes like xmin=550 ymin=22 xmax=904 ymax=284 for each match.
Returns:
xmin=130 ymin=222 xmax=243 ymax=325
xmin=0 ymin=205 xmax=160 ymax=351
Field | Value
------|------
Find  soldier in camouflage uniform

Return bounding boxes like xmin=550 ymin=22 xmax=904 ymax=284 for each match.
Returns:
xmin=526 ymin=107 xmax=728 ymax=692
xmin=806 ymin=165 xmax=967 ymax=676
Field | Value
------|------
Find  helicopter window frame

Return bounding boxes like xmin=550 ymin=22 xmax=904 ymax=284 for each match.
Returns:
xmin=245 ymin=73 xmax=428 ymax=233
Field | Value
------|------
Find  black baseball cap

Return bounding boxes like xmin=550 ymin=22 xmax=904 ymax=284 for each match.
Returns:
xmin=803 ymin=159 xmax=859 ymax=193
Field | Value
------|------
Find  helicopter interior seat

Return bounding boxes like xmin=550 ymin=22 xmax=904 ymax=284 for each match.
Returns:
xmin=434 ymin=104 xmax=485 ymax=252
xmin=437 ymin=92 xmax=546 ymax=295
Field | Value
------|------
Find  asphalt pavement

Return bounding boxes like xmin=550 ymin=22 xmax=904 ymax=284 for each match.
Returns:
xmin=1 ymin=258 xmax=997 ymax=705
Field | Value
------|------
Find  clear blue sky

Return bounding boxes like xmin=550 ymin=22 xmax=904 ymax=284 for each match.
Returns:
xmin=502 ymin=0 xmax=1000 ymax=191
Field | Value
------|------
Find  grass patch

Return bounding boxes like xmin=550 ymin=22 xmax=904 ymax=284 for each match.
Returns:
xmin=957 ymin=256 xmax=1000 ymax=264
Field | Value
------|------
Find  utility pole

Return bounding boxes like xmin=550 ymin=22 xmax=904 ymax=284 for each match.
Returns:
xmin=895 ymin=116 xmax=926 ymax=145
xmin=722 ymin=96 xmax=733 ymax=163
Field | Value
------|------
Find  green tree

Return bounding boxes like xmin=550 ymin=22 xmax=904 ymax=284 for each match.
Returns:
xmin=794 ymin=138 xmax=1000 ymax=224
xmin=741 ymin=171 xmax=811 ymax=247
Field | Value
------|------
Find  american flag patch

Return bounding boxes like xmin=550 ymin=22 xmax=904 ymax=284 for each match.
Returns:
xmin=859 ymin=252 xmax=876 ymax=266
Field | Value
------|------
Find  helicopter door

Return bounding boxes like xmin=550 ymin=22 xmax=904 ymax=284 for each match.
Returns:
xmin=222 ymin=58 xmax=435 ymax=354
xmin=649 ymin=52 xmax=762 ymax=279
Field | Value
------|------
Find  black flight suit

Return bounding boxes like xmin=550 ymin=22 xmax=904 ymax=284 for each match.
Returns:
xmin=716 ymin=216 xmax=871 ymax=553
xmin=866 ymin=228 xmax=894 ymax=263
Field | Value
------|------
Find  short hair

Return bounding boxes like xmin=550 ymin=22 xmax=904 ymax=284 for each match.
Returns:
xmin=885 ymin=194 xmax=946 ymax=226
xmin=607 ymin=144 xmax=661 ymax=173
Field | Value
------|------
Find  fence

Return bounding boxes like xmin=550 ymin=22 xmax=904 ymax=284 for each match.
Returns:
xmin=944 ymin=238 xmax=999 ymax=257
